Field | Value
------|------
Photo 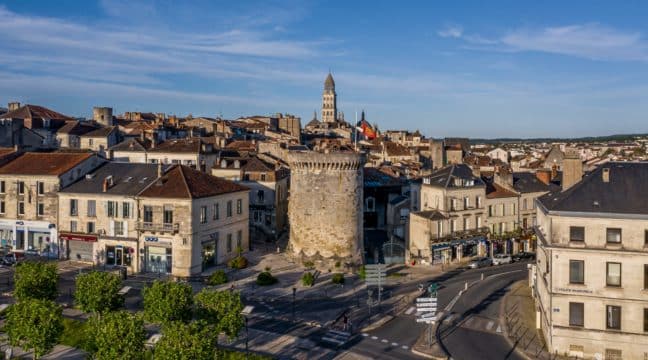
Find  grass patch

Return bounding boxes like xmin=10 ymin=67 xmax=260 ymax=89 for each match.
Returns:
xmin=59 ymin=318 xmax=95 ymax=352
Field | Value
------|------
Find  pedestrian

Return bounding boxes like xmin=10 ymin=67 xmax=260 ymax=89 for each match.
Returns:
xmin=343 ymin=314 xmax=348 ymax=331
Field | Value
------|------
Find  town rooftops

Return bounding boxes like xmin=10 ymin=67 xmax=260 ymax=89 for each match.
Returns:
xmin=148 ymin=138 xmax=213 ymax=153
xmin=538 ymin=162 xmax=648 ymax=215
xmin=81 ymin=126 xmax=117 ymax=137
xmin=364 ymin=167 xmax=405 ymax=188
xmin=109 ymin=137 xmax=152 ymax=152
xmin=512 ymin=172 xmax=560 ymax=194
xmin=56 ymin=121 xmax=99 ymax=136
xmin=60 ymin=163 xmax=163 ymax=195
xmin=0 ymin=104 xmax=73 ymax=121
xmin=424 ymin=164 xmax=485 ymax=189
xmin=139 ymin=165 xmax=248 ymax=199
xmin=412 ymin=210 xmax=448 ymax=221
xmin=0 ymin=152 xmax=94 ymax=176
xmin=485 ymin=181 xmax=518 ymax=199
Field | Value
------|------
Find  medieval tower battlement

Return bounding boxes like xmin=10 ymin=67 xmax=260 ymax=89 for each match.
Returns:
xmin=287 ymin=151 xmax=365 ymax=265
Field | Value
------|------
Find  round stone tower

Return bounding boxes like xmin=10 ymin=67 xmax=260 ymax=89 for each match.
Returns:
xmin=93 ymin=106 xmax=113 ymax=127
xmin=287 ymin=151 xmax=365 ymax=265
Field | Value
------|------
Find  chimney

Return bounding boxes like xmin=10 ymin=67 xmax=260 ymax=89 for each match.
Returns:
xmin=102 ymin=178 xmax=109 ymax=192
xmin=602 ymin=167 xmax=610 ymax=183
xmin=8 ymin=102 xmax=20 ymax=111
xmin=551 ymin=164 xmax=558 ymax=181
xmin=536 ymin=169 xmax=551 ymax=185
xmin=561 ymin=148 xmax=583 ymax=191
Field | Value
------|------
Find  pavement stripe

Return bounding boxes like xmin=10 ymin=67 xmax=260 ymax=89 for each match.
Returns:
xmin=362 ymin=333 xmax=369 ymax=337
xmin=402 ymin=345 xmax=409 ymax=350
xmin=391 ymin=342 xmax=398 ymax=346
xmin=381 ymin=339 xmax=389 ymax=343
xmin=371 ymin=336 xmax=378 ymax=340
xmin=486 ymin=320 xmax=494 ymax=331
xmin=405 ymin=306 xmax=415 ymax=315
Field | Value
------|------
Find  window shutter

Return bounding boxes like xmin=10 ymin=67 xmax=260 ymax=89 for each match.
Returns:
xmin=123 ymin=221 xmax=128 ymax=237
xmin=109 ymin=220 xmax=115 ymax=237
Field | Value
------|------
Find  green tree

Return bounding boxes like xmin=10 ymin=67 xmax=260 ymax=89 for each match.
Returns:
xmin=74 ymin=271 xmax=123 ymax=313
xmin=14 ymin=261 xmax=59 ymax=301
xmin=89 ymin=311 xmax=146 ymax=360
xmin=5 ymin=299 xmax=63 ymax=358
xmin=154 ymin=320 xmax=218 ymax=360
xmin=207 ymin=270 xmax=228 ymax=286
xmin=143 ymin=280 xmax=193 ymax=324
xmin=194 ymin=289 xmax=244 ymax=339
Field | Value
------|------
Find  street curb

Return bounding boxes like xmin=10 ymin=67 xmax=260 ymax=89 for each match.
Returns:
xmin=411 ymin=348 xmax=448 ymax=359
xmin=360 ymin=315 xmax=394 ymax=332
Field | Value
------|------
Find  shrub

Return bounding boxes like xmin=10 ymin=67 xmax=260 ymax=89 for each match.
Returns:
xmin=332 ymin=273 xmax=344 ymax=285
xmin=358 ymin=266 xmax=366 ymax=280
xmin=74 ymin=271 xmax=123 ymax=313
xmin=301 ymin=272 xmax=314 ymax=287
xmin=143 ymin=280 xmax=193 ymax=324
xmin=14 ymin=261 xmax=59 ymax=301
xmin=334 ymin=261 xmax=341 ymax=268
xmin=60 ymin=318 xmax=94 ymax=353
xmin=5 ymin=299 xmax=63 ymax=358
xmin=264 ymin=266 xmax=271 ymax=272
xmin=256 ymin=272 xmax=278 ymax=286
xmin=228 ymin=256 xmax=248 ymax=269
xmin=154 ymin=321 xmax=218 ymax=360
xmin=207 ymin=270 xmax=228 ymax=286
xmin=303 ymin=260 xmax=315 ymax=270
xmin=194 ymin=289 xmax=244 ymax=338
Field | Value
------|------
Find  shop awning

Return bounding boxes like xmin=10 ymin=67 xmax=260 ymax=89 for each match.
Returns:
xmin=60 ymin=233 xmax=97 ymax=242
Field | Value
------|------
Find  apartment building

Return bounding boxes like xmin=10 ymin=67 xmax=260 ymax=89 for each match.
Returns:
xmin=533 ymin=162 xmax=648 ymax=359
xmin=58 ymin=163 xmax=160 ymax=272
xmin=138 ymin=165 xmax=249 ymax=277
xmin=0 ymin=152 xmax=101 ymax=257
xmin=408 ymin=164 xmax=488 ymax=264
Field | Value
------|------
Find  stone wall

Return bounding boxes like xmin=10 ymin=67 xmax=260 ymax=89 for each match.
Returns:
xmin=287 ymin=151 xmax=364 ymax=265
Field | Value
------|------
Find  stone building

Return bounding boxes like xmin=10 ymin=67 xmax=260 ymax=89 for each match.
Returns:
xmin=57 ymin=162 xmax=160 ymax=272
xmin=321 ymin=73 xmax=337 ymax=123
xmin=533 ymin=162 xmax=648 ymax=359
xmin=80 ymin=126 xmax=119 ymax=157
xmin=93 ymin=106 xmax=114 ymax=127
xmin=137 ymin=165 xmax=249 ymax=276
xmin=0 ymin=152 xmax=102 ymax=257
xmin=287 ymin=151 xmax=365 ymax=265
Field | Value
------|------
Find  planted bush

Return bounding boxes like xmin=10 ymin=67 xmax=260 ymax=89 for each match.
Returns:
xmin=75 ymin=271 xmax=123 ymax=313
xmin=303 ymin=260 xmax=315 ymax=270
xmin=256 ymin=272 xmax=278 ymax=286
xmin=143 ymin=280 xmax=193 ymax=324
xmin=301 ymin=272 xmax=314 ymax=287
xmin=207 ymin=270 xmax=228 ymax=286
xmin=228 ymin=256 xmax=248 ymax=269
xmin=332 ymin=273 xmax=345 ymax=285
xmin=14 ymin=261 xmax=59 ymax=301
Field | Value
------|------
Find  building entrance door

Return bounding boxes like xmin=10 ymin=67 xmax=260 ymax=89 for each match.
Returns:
xmin=115 ymin=248 xmax=123 ymax=266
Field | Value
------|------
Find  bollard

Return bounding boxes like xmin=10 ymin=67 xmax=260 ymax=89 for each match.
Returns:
xmin=464 ymin=282 xmax=468 ymax=290
xmin=481 ymin=273 xmax=484 ymax=280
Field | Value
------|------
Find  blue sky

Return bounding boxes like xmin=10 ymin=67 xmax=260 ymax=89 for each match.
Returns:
xmin=1 ymin=1 xmax=648 ymax=138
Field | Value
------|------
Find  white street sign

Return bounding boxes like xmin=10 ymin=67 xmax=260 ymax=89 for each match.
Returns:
xmin=420 ymin=315 xmax=437 ymax=321
xmin=416 ymin=318 xmax=435 ymax=323
xmin=416 ymin=307 xmax=437 ymax=313
xmin=416 ymin=298 xmax=437 ymax=303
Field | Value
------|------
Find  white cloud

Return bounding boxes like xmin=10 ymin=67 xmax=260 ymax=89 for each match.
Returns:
xmin=438 ymin=25 xmax=463 ymax=38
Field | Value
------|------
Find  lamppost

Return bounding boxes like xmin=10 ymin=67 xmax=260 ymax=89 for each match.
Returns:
xmin=241 ymin=305 xmax=254 ymax=360
xmin=292 ymin=287 xmax=297 ymax=321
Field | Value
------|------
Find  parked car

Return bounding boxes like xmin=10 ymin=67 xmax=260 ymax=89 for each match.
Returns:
xmin=1 ymin=253 xmax=16 ymax=266
xmin=468 ymin=257 xmax=493 ymax=269
xmin=492 ymin=254 xmax=512 ymax=265
xmin=512 ymin=252 xmax=536 ymax=262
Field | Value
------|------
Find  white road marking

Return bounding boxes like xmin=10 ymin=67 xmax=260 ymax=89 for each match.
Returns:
xmin=381 ymin=339 xmax=389 ymax=343
xmin=486 ymin=320 xmax=494 ymax=331
xmin=391 ymin=342 xmax=398 ymax=346
xmin=405 ymin=306 xmax=415 ymax=315
xmin=402 ymin=345 xmax=409 ymax=350
xmin=371 ymin=336 xmax=378 ymax=340
xmin=362 ymin=333 xmax=369 ymax=337
xmin=496 ymin=325 xmax=502 ymax=333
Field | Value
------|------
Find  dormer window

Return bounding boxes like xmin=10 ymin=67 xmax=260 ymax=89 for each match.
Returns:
xmin=234 ymin=160 xmax=240 ymax=169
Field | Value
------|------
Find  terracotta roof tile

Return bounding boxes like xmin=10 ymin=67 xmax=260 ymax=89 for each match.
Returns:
xmin=0 ymin=104 xmax=73 ymax=121
xmin=140 ymin=165 xmax=248 ymax=199
xmin=0 ymin=152 xmax=93 ymax=176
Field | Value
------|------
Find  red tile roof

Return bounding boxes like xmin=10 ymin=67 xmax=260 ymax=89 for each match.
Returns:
xmin=0 ymin=152 xmax=93 ymax=176
xmin=0 ymin=104 xmax=73 ymax=121
xmin=139 ymin=165 xmax=248 ymax=199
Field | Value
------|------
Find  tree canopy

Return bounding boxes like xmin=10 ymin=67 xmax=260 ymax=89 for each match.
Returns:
xmin=74 ymin=271 xmax=123 ymax=313
xmin=5 ymin=299 xmax=63 ymax=358
xmin=13 ymin=261 xmax=59 ymax=301
xmin=143 ymin=280 xmax=193 ymax=324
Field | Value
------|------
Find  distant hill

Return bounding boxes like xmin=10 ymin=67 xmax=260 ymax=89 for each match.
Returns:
xmin=468 ymin=133 xmax=648 ymax=144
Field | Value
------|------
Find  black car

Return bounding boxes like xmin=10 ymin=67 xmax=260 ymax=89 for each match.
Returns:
xmin=512 ymin=252 xmax=536 ymax=262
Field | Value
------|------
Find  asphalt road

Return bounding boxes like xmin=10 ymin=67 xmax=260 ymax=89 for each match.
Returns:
xmin=346 ymin=261 xmax=531 ymax=360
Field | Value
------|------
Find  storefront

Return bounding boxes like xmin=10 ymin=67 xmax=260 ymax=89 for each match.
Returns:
xmin=0 ymin=220 xmax=58 ymax=256
xmin=104 ymin=244 xmax=135 ymax=269
xmin=143 ymin=236 xmax=172 ymax=274
xmin=201 ymin=239 xmax=216 ymax=270
xmin=60 ymin=233 xmax=96 ymax=262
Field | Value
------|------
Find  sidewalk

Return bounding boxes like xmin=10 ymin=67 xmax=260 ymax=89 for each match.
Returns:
xmin=502 ymin=281 xmax=567 ymax=360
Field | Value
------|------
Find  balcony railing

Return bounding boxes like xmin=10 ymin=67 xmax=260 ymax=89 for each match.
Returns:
xmin=137 ymin=222 xmax=179 ymax=233
xmin=428 ymin=227 xmax=490 ymax=243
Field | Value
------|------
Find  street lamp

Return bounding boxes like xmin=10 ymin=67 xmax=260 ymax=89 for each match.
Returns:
xmin=241 ymin=305 xmax=254 ymax=360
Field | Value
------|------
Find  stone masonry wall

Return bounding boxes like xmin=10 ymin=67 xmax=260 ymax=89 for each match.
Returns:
xmin=287 ymin=151 xmax=364 ymax=264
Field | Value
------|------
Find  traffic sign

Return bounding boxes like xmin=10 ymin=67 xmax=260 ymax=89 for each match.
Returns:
xmin=416 ymin=318 xmax=436 ymax=323
xmin=420 ymin=315 xmax=437 ymax=321
xmin=416 ymin=297 xmax=437 ymax=303
xmin=416 ymin=307 xmax=437 ymax=312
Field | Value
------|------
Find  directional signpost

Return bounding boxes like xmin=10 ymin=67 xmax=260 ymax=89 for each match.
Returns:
xmin=415 ymin=292 xmax=438 ymax=347
xmin=364 ymin=264 xmax=387 ymax=315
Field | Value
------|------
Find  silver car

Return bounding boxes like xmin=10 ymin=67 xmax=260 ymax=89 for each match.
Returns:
xmin=468 ymin=257 xmax=492 ymax=269
xmin=493 ymin=254 xmax=512 ymax=265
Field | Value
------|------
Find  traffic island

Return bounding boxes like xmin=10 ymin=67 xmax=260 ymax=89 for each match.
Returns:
xmin=410 ymin=322 xmax=448 ymax=360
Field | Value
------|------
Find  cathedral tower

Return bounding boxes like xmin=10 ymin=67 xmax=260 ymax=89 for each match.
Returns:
xmin=321 ymin=72 xmax=337 ymax=123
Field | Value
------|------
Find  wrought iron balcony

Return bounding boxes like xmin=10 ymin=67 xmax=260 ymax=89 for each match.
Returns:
xmin=136 ymin=222 xmax=179 ymax=233
xmin=428 ymin=227 xmax=490 ymax=243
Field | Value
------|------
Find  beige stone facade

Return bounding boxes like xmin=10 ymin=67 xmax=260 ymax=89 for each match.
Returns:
xmin=287 ymin=151 xmax=364 ymax=264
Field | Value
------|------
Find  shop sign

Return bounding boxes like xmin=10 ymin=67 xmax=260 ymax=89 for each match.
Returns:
xmin=556 ymin=287 xmax=593 ymax=294
xmin=60 ymin=233 xmax=98 ymax=242
xmin=145 ymin=236 xmax=159 ymax=242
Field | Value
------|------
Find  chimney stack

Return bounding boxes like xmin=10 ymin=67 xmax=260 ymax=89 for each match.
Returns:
xmin=602 ymin=167 xmax=610 ymax=183
xmin=561 ymin=148 xmax=583 ymax=191
xmin=8 ymin=102 xmax=20 ymax=111
xmin=102 ymin=178 xmax=109 ymax=192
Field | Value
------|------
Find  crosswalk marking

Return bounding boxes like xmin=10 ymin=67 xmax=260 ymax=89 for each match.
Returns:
xmin=402 ymin=345 xmax=409 ymax=350
xmin=391 ymin=342 xmax=398 ymax=346
xmin=486 ymin=321 xmax=494 ymax=330
xmin=405 ymin=306 xmax=415 ymax=315
xmin=381 ymin=339 xmax=388 ymax=343
xmin=362 ymin=333 xmax=369 ymax=337
xmin=496 ymin=325 xmax=502 ymax=333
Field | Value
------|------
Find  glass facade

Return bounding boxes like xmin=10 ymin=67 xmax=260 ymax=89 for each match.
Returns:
xmin=145 ymin=246 xmax=172 ymax=274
